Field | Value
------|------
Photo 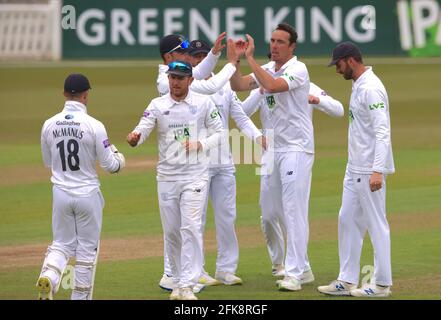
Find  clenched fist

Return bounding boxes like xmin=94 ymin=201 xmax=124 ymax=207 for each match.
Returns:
xmin=127 ymin=132 xmax=141 ymax=147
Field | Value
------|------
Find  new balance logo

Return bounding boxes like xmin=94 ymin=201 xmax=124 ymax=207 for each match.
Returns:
xmin=335 ymin=283 xmax=345 ymax=291
xmin=364 ymin=288 xmax=375 ymax=295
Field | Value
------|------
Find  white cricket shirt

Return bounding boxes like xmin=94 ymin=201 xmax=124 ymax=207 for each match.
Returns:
xmin=41 ymin=101 xmax=121 ymax=196
xmin=133 ymin=91 xmax=224 ymax=181
xmin=243 ymin=82 xmax=344 ymax=120
xmin=208 ymin=81 xmax=262 ymax=167
xmin=250 ymin=56 xmax=312 ymax=153
xmin=347 ymin=67 xmax=395 ymax=174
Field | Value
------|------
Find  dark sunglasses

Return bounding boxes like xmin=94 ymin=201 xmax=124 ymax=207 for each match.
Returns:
xmin=167 ymin=39 xmax=190 ymax=54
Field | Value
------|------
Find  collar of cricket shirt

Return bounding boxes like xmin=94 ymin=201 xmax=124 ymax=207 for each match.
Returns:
xmin=159 ymin=64 xmax=169 ymax=74
xmin=63 ymin=100 xmax=87 ymax=113
xmin=352 ymin=66 xmax=373 ymax=89
xmin=267 ymin=56 xmax=298 ymax=74
xmin=167 ymin=91 xmax=194 ymax=108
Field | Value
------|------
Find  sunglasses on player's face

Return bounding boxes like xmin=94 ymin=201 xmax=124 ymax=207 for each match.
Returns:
xmin=167 ymin=39 xmax=190 ymax=54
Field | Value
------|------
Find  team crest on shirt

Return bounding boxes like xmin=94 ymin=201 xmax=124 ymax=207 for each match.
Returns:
xmin=143 ymin=111 xmax=150 ymax=118
xmin=189 ymin=105 xmax=197 ymax=115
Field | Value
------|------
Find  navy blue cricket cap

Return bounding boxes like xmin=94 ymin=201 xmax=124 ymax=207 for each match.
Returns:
xmin=328 ymin=41 xmax=362 ymax=67
xmin=64 ymin=73 xmax=91 ymax=94
xmin=189 ymin=40 xmax=211 ymax=56
xmin=159 ymin=34 xmax=190 ymax=55
xmin=167 ymin=60 xmax=193 ymax=77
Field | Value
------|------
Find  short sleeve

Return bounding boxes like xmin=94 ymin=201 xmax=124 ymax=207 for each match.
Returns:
xmin=280 ymin=64 xmax=309 ymax=90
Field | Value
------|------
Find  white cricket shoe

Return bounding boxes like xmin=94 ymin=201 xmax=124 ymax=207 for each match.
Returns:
xmin=179 ymin=287 xmax=198 ymax=300
xmin=317 ymin=280 xmax=357 ymax=296
xmin=199 ymin=271 xmax=221 ymax=286
xmin=159 ymin=274 xmax=174 ymax=291
xmin=36 ymin=276 xmax=53 ymax=300
xmin=272 ymin=264 xmax=285 ymax=277
xmin=169 ymin=288 xmax=180 ymax=300
xmin=192 ymin=283 xmax=206 ymax=293
xmin=215 ymin=271 xmax=243 ymax=285
xmin=300 ymin=269 xmax=315 ymax=284
xmin=278 ymin=276 xmax=302 ymax=291
xmin=276 ymin=270 xmax=315 ymax=286
xmin=350 ymin=284 xmax=391 ymax=298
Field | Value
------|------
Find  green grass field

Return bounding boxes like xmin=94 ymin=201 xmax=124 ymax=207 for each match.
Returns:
xmin=0 ymin=58 xmax=440 ymax=300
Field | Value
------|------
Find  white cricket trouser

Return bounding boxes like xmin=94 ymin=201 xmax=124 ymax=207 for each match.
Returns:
xmin=163 ymin=240 xmax=172 ymax=276
xmin=158 ymin=179 xmax=207 ymax=288
xmin=337 ymin=169 xmax=392 ymax=286
xmin=39 ymin=186 xmax=103 ymax=300
xmin=201 ymin=165 xmax=239 ymax=274
xmin=260 ymin=151 xmax=314 ymax=280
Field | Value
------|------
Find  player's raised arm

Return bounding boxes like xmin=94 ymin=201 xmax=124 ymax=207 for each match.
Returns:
xmin=192 ymin=32 xmax=226 ymax=80
xmin=190 ymin=61 xmax=237 ymax=95
xmin=244 ymin=34 xmax=290 ymax=93
xmin=228 ymin=39 xmax=259 ymax=92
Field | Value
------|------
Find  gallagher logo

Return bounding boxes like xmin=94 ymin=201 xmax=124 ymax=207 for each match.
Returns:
xmin=65 ymin=114 xmax=74 ymax=119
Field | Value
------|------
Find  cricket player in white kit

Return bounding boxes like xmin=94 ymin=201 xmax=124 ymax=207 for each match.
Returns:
xmin=127 ymin=61 xmax=224 ymax=300
xmin=188 ymin=40 xmax=266 ymax=286
xmin=229 ymin=23 xmax=315 ymax=292
xmin=156 ymin=34 xmax=229 ymax=290
xmin=157 ymin=34 xmax=247 ymax=289
xmin=241 ymin=82 xmax=344 ymax=280
xmin=157 ymin=34 xmax=225 ymax=97
xmin=318 ymin=42 xmax=395 ymax=298
xmin=36 ymin=74 xmax=126 ymax=300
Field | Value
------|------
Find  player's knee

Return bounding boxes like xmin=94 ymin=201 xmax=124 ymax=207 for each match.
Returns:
xmin=338 ymin=211 xmax=352 ymax=230
xmin=74 ymin=260 xmax=95 ymax=287
xmin=51 ymin=242 xmax=75 ymax=258
xmin=164 ymin=228 xmax=180 ymax=244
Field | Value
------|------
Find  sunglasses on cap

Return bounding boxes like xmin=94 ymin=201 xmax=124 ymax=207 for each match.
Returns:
xmin=167 ymin=39 xmax=190 ymax=54
xmin=167 ymin=61 xmax=192 ymax=76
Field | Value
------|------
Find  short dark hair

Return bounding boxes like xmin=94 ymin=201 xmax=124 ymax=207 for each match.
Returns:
xmin=65 ymin=91 xmax=87 ymax=100
xmin=275 ymin=23 xmax=298 ymax=45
